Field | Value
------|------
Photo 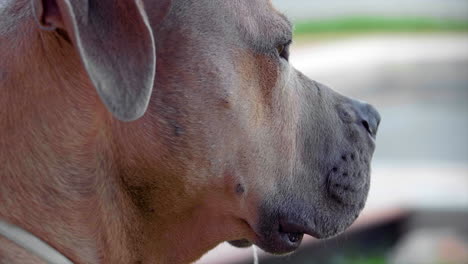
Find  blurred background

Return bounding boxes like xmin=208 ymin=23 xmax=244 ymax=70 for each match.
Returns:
xmin=197 ymin=1 xmax=468 ymax=263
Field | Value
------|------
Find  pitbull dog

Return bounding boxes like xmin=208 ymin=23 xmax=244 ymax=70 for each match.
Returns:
xmin=0 ymin=0 xmax=380 ymax=263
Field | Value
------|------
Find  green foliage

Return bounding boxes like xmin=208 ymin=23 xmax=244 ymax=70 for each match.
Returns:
xmin=347 ymin=256 xmax=387 ymax=264
xmin=293 ymin=17 xmax=468 ymax=36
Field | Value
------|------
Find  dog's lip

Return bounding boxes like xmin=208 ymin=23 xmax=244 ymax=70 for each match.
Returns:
xmin=235 ymin=217 xmax=319 ymax=254
xmin=279 ymin=218 xmax=320 ymax=239
xmin=252 ymin=227 xmax=304 ymax=254
xmin=229 ymin=233 xmax=303 ymax=253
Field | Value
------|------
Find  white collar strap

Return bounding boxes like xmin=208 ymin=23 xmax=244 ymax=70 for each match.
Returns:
xmin=0 ymin=220 xmax=73 ymax=264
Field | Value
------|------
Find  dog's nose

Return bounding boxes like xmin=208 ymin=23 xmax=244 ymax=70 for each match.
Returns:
xmin=351 ymin=101 xmax=381 ymax=137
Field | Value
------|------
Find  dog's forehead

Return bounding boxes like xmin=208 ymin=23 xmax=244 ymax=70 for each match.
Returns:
xmin=227 ymin=0 xmax=292 ymax=46
xmin=225 ymin=0 xmax=290 ymax=27
xmin=161 ymin=0 xmax=292 ymax=47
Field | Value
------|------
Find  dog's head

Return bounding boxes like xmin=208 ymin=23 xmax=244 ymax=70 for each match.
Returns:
xmin=34 ymin=0 xmax=380 ymax=261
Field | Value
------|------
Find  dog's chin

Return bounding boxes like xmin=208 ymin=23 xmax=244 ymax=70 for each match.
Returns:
xmin=228 ymin=197 xmax=368 ymax=255
xmin=228 ymin=218 xmax=356 ymax=255
xmin=228 ymin=219 xmax=313 ymax=255
xmin=227 ymin=207 xmax=365 ymax=255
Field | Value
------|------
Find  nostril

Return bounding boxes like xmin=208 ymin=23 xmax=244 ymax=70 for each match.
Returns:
xmin=361 ymin=120 xmax=372 ymax=135
xmin=348 ymin=100 xmax=381 ymax=137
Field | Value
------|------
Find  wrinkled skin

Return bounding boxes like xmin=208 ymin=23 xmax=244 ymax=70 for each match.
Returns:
xmin=0 ymin=0 xmax=380 ymax=263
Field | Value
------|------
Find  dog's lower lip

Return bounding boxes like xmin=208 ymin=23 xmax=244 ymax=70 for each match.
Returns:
xmin=243 ymin=217 xmax=319 ymax=254
xmin=249 ymin=225 xmax=304 ymax=254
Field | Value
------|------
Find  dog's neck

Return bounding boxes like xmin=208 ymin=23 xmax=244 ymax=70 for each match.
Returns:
xmin=0 ymin=11 xmax=140 ymax=263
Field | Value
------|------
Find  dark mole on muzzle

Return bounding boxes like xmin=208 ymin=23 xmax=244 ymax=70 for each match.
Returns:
xmin=169 ymin=120 xmax=184 ymax=137
xmin=235 ymin=184 xmax=245 ymax=194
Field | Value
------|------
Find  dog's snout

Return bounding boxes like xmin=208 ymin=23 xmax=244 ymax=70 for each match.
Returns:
xmin=351 ymin=101 xmax=381 ymax=137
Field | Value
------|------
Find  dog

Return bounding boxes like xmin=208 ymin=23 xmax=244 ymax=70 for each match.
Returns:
xmin=0 ymin=0 xmax=381 ymax=263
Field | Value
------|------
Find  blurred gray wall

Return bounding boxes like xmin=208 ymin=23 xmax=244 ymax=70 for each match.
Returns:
xmin=272 ymin=0 xmax=468 ymax=21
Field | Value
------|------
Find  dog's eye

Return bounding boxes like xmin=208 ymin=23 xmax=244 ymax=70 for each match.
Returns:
xmin=275 ymin=40 xmax=291 ymax=61
xmin=276 ymin=44 xmax=285 ymax=55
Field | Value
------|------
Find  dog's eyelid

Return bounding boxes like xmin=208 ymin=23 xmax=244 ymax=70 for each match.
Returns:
xmin=275 ymin=39 xmax=292 ymax=61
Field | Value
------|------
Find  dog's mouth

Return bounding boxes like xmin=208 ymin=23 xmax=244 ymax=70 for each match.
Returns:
xmin=229 ymin=215 xmax=320 ymax=254
xmin=229 ymin=232 xmax=305 ymax=253
xmin=229 ymin=233 xmax=305 ymax=254
xmin=228 ymin=188 xmax=369 ymax=254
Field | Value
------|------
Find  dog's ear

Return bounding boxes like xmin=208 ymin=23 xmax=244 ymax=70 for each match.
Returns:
xmin=32 ymin=0 xmax=156 ymax=121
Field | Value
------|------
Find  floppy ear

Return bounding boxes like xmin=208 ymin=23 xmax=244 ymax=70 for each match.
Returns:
xmin=32 ymin=0 xmax=156 ymax=121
